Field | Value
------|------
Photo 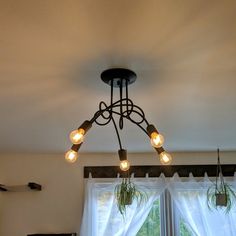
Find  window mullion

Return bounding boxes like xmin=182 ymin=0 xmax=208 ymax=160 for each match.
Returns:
xmin=160 ymin=189 xmax=175 ymax=236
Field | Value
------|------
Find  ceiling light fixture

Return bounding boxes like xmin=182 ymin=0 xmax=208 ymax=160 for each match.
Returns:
xmin=65 ymin=68 xmax=172 ymax=170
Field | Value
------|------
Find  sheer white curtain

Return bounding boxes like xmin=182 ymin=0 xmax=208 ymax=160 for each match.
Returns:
xmin=168 ymin=173 xmax=236 ymax=236
xmin=80 ymin=175 xmax=166 ymax=236
xmin=80 ymin=172 xmax=236 ymax=236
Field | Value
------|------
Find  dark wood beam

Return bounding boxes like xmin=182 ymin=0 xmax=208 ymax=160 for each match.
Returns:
xmin=84 ymin=165 xmax=236 ymax=178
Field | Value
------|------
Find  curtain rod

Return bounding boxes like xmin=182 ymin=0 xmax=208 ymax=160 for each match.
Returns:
xmin=84 ymin=165 xmax=236 ymax=178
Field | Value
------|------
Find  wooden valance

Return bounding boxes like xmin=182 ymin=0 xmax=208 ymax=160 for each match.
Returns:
xmin=84 ymin=165 xmax=236 ymax=178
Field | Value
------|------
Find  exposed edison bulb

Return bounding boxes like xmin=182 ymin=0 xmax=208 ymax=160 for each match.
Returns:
xmin=120 ymin=160 xmax=130 ymax=171
xmin=159 ymin=151 xmax=172 ymax=165
xmin=70 ymin=128 xmax=85 ymax=144
xmin=65 ymin=149 xmax=78 ymax=163
xmin=150 ymin=132 xmax=164 ymax=148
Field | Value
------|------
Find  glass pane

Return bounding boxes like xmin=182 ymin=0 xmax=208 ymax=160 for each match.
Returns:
xmin=180 ymin=217 xmax=195 ymax=236
xmin=136 ymin=199 xmax=161 ymax=236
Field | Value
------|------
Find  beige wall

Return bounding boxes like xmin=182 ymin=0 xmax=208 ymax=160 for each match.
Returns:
xmin=0 ymin=151 xmax=236 ymax=236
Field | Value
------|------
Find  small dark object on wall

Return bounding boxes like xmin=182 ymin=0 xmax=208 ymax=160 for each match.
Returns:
xmin=28 ymin=182 xmax=42 ymax=191
xmin=27 ymin=233 xmax=76 ymax=236
xmin=0 ymin=185 xmax=7 ymax=191
xmin=0 ymin=182 xmax=42 ymax=192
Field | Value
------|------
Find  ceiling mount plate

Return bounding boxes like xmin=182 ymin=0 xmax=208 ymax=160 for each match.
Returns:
xmin=101 ymin=68 xmax=137 ymax=87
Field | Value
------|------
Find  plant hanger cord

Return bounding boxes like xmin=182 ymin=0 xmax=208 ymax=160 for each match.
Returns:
xmin=215 ymin=148 xmax=226 ymax=194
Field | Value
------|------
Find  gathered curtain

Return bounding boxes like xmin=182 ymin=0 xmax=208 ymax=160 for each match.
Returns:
xmin=80 ymin=173 xmax=236 ymax=236
xmin=168 ymin=173 xmax=236 ymax=236
xmin=80 ymin=175 xmax=166 ymax=236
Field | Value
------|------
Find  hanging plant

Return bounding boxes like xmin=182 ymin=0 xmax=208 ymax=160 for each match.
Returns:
xmin=114 ymin=177 xmax=147 ymax=217
xmin=207 ymin=149 xmax=236 ymax=213
xmin=207 ymin=183 xmax=236 ymax=213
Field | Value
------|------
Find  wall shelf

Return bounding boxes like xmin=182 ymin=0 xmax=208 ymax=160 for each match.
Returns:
xmin=28 ymin=234 xmax=76 ymax=236
xmin=0 ymin=182 xmax=42 ymax=192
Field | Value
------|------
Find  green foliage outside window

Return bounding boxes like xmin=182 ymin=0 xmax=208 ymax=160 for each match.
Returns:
xmin=136 ymin=199 xmax=161 ymax=236
xmin=136 ymin=199 xmax=194 ymax=236
xmin=180 ymin=218 xmax=194 ymax=236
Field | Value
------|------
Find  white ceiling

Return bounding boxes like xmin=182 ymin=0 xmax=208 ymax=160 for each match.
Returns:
xmin=1 ymin=0 xmax=236 ymax=153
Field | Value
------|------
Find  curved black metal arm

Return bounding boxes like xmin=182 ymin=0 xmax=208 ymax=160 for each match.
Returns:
xmin=111 ymin=116 xmax=122 ymax=149
xmin=89 ymin=98 xmax=151 ymax=148
xmin=90 ymin=99 xmax=149 ymax=126
xmin=87 ymin=96 xmax=167 ymax=156
xmin=68 ymin=69 xmax=167 ymax=162
xmin=86 ymin=74 xmax=166 ymax=155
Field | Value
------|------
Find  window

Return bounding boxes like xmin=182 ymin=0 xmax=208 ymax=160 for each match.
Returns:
xmin=96 ymin=188 xmax=194 ymax=236
xmin=179 ymin=218 xmax=195 ymax=236
xmin=80 ymin=176 xmax=236 ymax=236
xmin=136 ymin=199 xmax=161 ymax=236
xmin=174 ymin=204 xmax=196 ymax=236
xmin=80 ymin=178 xmax=166 ymax=236
xmin=136 ymin=192 xmax=195 ymax=236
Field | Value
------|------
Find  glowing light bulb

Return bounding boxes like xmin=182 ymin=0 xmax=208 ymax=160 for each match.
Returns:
xmin=70 ymin=128 xmax=85 ymax=144
xmin=150 ymin=132 xmax=164 ymax=148
xmin=120 ymin=160 xmax=130 ymax=171
xmin=159 ymin=151 xmax=172 ymax=165
xmin=65 ymin=149 xmax=78 ymax=163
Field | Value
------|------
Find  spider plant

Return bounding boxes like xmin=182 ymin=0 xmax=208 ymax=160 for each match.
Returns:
xmin=207 ymin=149 xmax=236 ymax=213
xmin=114 ymin=177 xmax=147 ymax=217
xmin=207 ymin=183 xmax=236 ymax=213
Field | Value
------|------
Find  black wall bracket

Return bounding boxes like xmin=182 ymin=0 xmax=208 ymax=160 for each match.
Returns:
xmin=28 ymin=234 xmax=76 ymax=236
xmin=0 ymin=182 xmax=42 ymax=192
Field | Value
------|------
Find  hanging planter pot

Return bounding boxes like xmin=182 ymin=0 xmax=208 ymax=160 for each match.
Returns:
xmin=215 ymin=192 xmax=227 ymax=206
xmin=207 ymin=149 xmax=236 ymax=213
xmin=207 ymin=183 xmax=236 ymax=212
xmin=215 ymin=183 xmax=228 ymax=207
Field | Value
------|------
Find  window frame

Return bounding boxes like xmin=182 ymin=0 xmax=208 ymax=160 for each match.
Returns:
xmin=141 ymin=189 xmax=196 ymax=236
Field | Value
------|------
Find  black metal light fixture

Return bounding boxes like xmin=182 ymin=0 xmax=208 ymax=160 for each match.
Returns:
xmin=65 ymin=68 xmax=172 ymax=170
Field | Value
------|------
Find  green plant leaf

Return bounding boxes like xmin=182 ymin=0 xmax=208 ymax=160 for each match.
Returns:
xmin=114 ymin=177 xmax=148 ymax=217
